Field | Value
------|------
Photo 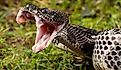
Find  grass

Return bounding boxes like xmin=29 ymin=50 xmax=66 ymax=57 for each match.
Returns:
xmin=0 ymin=0 xmax=121 ymax=70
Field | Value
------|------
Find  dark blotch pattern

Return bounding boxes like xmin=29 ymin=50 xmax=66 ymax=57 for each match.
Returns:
xmin=94 ymin=50 xmax=96 ymax=54
xmin=100 ymin=45 xmax=102 ymax=49
xmin=108 ymin=56 xmax=112 ymax=60
xmin=117 ymin=61 xmax=121 ymax=66
xmin=118 ymin=51 xmax=121 ymax=56
xmin=98 ymin=55 xmax=101 ymax=59
xmin=101 ymin=36 xmax=104 ymax=40
xmin=104 ymin=46 xmax=108 ymax=50
xmin=101 ymin=51 xmax=104 ymax=55
xmin=105 ymin=32 xmax=109 ymax=35
xmin=110 ymin=60 xmax=115 ymax=66
xmin=107 ymin=63 xmax=112 ymax=69
xmin=97 ymin=50 xmax=99 ymax=54
xmin=97 ymin=45 xmax=99 ymax=49
xmin=114 ymin=65 xmax=118 ymax=70
xmin=106 ymin=36 xmax=109 ymax=40
xmin=111 ymin=36 xmax=116 ymax=40
xmin=103 ymin=41 xmax=106 ymax=45
xmin=116 ymin=46 xmax=121 ymax=51
xmin=99 ymin=41 xmax=101 ymax=44
xmin=105 ymin=60 xmax=112 ymax=68
xmin=112 ymin=51 xmax=117 ymax=55
xmin=114 ymin=56 xmax=119 ymax=61
xmin=98 ymin=36 xmax=100 ymax=40
xmin=108 ymin=41 xmax=112 ymax=45
xmin=95 ymin=54 xmax=97 ymax=58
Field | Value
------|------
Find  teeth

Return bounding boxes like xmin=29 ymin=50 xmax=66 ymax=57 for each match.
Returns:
xmin=37 ymin=34 xmax=50 ymax=45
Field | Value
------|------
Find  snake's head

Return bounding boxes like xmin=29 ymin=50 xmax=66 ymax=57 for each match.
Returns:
xmin=16 ymin=4 xmax=69 ymax=53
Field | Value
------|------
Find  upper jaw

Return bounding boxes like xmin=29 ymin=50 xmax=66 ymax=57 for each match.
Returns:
xmin=16 ymin=8 xmax=33 ymax=24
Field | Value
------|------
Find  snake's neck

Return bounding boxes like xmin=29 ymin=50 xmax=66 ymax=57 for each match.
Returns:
xmin=53 ymin=24 xmax=99 ymax=58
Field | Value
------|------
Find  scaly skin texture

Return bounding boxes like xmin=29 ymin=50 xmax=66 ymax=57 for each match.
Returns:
xmin=16 ymin=4 xmax=100 ymax=70
xmin=93 ymin=29 xmax=121 ymax=70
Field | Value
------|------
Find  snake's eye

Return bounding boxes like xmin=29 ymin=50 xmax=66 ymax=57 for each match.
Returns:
xmin=50 ymin=11 xmax=58 ymax=18
xmin=41 ymin=8 xmax=49 ymax=14
xmin=25 ymin=4 xmax=37 ymax=11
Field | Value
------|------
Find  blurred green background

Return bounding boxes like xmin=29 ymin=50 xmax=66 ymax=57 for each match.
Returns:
xmin=0 ymin=0 xmax=121 ymax=70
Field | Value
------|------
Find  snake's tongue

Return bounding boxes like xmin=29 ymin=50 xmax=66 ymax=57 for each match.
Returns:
xmin=32 ymin=23 xmax=57 ymax=53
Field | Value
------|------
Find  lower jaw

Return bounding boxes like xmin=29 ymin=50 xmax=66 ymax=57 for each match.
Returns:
xmin=32 ymin=37 xmax=50 ymax=53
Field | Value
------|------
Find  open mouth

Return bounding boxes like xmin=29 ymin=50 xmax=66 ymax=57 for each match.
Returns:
xmin=16 ymin=8 xmax=65 ymax=53
xmin=32 ymin=21 xmax=58 ymax=53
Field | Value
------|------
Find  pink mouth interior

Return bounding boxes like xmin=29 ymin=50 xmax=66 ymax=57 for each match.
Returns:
xmin=32 ymin=23 xmax=57 ymax=53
